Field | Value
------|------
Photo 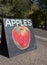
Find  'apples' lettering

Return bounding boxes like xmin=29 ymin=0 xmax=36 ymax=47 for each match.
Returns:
xmin=11 ymin=19 xmax=16 ymax=26
xmin=5 ymin=19 xmax=11 ymax=27
xmin=4 ymin=19 xmax=32 ymax=27
xmin=27 ymin=20 xmax=32 ymax=26
xmin=16 ymin=19 xmax=24 ymax=26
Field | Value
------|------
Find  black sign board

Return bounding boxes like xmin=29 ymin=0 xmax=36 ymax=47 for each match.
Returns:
xmin=1 ymin=18 xmax=37 ymax=57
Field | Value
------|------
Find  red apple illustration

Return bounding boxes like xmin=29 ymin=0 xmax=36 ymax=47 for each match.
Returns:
xmin=12 ymin=26 xmax=31 ymax=50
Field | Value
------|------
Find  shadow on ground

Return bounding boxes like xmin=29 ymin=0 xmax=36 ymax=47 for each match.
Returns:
xmin=0 ymin=45 xmax=9 ymax=58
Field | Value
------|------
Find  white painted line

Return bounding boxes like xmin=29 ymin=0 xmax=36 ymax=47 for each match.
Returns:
xmin=35 ymin=35 xmax=47 ymax=41
xmin=0 ymin=34 xmax=47 ymax=41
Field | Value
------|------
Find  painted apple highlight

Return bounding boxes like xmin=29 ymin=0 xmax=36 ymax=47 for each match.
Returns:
xmin=12 ymin=26 xmax=31 ymax=50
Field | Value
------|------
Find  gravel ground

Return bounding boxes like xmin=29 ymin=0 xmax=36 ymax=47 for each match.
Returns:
xmin=0 ymin=39 xmax=47 ymax=65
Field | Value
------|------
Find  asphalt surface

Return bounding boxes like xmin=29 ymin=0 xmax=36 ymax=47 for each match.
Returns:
xmin=34 ymin=28 xmax=47 ymax=47
xmin=0 ymin=28 xmax=47 ymax=65
xmin=34 ymin=28 xmax=47 ymax=38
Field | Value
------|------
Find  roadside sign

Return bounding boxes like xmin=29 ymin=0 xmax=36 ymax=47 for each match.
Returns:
xmin=1 ymin=18 xmax=37 ymax=57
